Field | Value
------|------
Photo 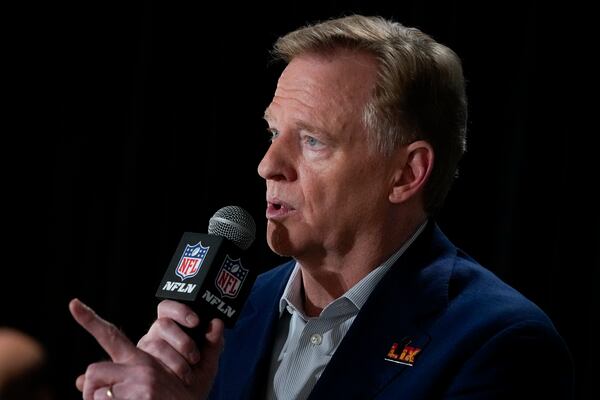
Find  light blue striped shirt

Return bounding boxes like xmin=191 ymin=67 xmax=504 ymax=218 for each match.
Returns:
xmin=266 ymin=221 xmax=427 ymax=400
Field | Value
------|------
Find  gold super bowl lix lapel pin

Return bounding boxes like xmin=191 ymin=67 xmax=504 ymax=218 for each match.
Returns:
xmin=384 ymin=339 xmax=422 ymax=366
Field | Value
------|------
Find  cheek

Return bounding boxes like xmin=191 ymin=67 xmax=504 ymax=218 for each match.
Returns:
xmin=300 ymin=173 xmax=358 ymax=229
xmin=333 ymin=166 xmax=388 ymax=215
xmin=298 ymin=157 xmax=388 ymax=224
xmin=298 ymin=172 xmax=331 ymax=221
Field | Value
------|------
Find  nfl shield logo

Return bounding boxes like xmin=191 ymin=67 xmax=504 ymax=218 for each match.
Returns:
xmin=175 ymin=242 xmax=209 ymax=281
xmin=215 ymin=255 xmax=248 ymax=298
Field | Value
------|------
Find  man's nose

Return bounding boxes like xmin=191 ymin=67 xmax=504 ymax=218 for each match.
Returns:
xmin=257 ymin=134 xmax=297 ymax=182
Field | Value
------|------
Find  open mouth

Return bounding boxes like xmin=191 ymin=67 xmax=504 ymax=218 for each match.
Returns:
xmin=269 ymin=201 xmax=291 ymax=211
xmin=266 ymin=199 xmax=295 ymax=218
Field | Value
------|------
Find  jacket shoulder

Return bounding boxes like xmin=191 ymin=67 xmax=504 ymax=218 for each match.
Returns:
xmin=447 ymin=252 xmax=559 ymax=331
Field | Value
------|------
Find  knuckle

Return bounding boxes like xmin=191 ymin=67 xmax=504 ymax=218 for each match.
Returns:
xmin=138 ymin=334 xmax=165 ymax=354
xmin=85 ymin=362 xmax=100 ymax=378
xmin=172 ymin=360 xmax=191 ymax=378
xmin=158 ymin=299 xmax=193 ymax=321
xmin=148 ymin=317 xmax=197 ymax=355
xmin=84 ymin=365 xmax=108 ymax=392
xmin=156 ymin=301 xmax=166 ymax=317
xmin=170 ymin=332 xmax=193 ymax=356
xmin=155 ymin=317 xmax=173 ymax=332
xmin=157 ymin=300 xmax=175 ymax=317
xmin=144 ymin=338 xmax=167 ymax=356
xmin=137 ymin=334 xmax=148 ymax=348
xmin=179 ymin=338 xmax=196 ymax=355
xmin=105 ymin=323 xmax=122 ymax=346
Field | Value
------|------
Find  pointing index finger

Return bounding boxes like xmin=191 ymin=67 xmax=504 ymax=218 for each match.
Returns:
xmin=69 ymin=298 xmax=137 ymax=363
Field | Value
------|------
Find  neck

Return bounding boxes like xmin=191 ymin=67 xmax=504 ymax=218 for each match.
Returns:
xmin=298 ymin=211 xmax=427 ymax=317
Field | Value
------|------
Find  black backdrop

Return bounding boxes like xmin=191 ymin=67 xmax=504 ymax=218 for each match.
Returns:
xmin=3 ymin=1 xmax=597 ymax=399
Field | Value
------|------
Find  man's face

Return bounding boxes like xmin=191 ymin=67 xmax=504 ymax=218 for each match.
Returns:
xmin=258 ymin=51 xmax=395 ymax=261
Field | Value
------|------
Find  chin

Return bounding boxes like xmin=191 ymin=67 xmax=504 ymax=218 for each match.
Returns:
xmin=266 ymin=220 xmax=296 ymax=257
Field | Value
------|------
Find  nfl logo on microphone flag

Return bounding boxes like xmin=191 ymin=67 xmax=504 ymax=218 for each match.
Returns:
xmin=156 ymin=232 xmax=258 ymax=328
xmin=215 ymin=255 xmax=248 ymax=298
xmin=175 ymin=242 xmax=209 ymax=281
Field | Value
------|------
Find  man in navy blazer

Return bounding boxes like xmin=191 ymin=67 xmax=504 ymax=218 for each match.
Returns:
xmin=71 ymin=15 xmax=573 ymax=399
xmin=210 ymin=221 xmax=572 ymax=399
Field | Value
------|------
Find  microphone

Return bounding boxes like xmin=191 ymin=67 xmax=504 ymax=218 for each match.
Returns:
xmin=155 ymin=206 xmax=257 ymax=328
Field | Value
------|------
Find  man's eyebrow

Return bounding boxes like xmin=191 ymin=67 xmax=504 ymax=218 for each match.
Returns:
xmin=263 ymin=108 xmax=273 ymax=122
xmin=263 ymin=109 xmax=331 ymax=137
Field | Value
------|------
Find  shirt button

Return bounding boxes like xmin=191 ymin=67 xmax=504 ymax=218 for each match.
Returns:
xmin=310 ymin=333 xmax=323 ymax=345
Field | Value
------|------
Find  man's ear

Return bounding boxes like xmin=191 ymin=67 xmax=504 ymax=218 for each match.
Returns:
xmin=389 ymin=140 xmax=434 ymax=204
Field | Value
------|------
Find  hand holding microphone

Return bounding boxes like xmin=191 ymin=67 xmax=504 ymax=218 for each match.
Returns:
xmin=69 ymin=206 xmax=256 ymax=399
xmin=155 ymin=205 xmax=258 ymax=329
xmin=69 ymin=298 xmax=224 ymax=400
xmin=139 ymin=205 xmax=258 ymax=381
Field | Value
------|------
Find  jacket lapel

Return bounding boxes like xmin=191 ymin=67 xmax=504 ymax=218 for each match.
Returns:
xmin=308 ymin=223 xmax=456 ymax=399
xmin=217 ymin=261 xmax=295 ymax=400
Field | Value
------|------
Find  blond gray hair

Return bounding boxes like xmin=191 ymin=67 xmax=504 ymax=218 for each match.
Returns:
xmin=273 ymin=15 xmax=468 ymax=214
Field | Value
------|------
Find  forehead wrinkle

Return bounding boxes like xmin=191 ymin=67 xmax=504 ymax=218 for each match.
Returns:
xmin=285 ymin=52 xmax=374 ymax=111
xmin=274 ymin=85 xmax=346 ymax=132
xmin=264 ymin=83 xmax=316 ymax=121
xmin=265 ymin=52 xmax=376 ymax=140
xmin=278 ymin=74 xmax=347 ymax=111
xmin=267 ymin=90 xmax=335 ymax=134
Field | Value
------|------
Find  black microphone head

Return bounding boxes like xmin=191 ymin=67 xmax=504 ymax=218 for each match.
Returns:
xmin=208 ymin=206 xmax=256 ymax=250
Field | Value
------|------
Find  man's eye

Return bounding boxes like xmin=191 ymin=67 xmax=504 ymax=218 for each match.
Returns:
xmin=304 ymin=136 xmax=322 ymax=147
xmin=268 ymin=129 xmax=279 ymax=141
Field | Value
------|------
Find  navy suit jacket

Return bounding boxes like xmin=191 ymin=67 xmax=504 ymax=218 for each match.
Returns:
xmin=210 ymin=222 xmax=573 ymax=399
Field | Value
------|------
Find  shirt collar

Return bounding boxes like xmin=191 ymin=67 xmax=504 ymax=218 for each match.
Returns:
xmin=278 ymin=220 xmax=428 ymax=317
xmin=278 ymin=263 xmax=304 ymax=316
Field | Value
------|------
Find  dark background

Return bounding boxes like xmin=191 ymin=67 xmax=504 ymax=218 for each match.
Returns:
xmin=3 ymin=1 xmax=596 ymax=399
